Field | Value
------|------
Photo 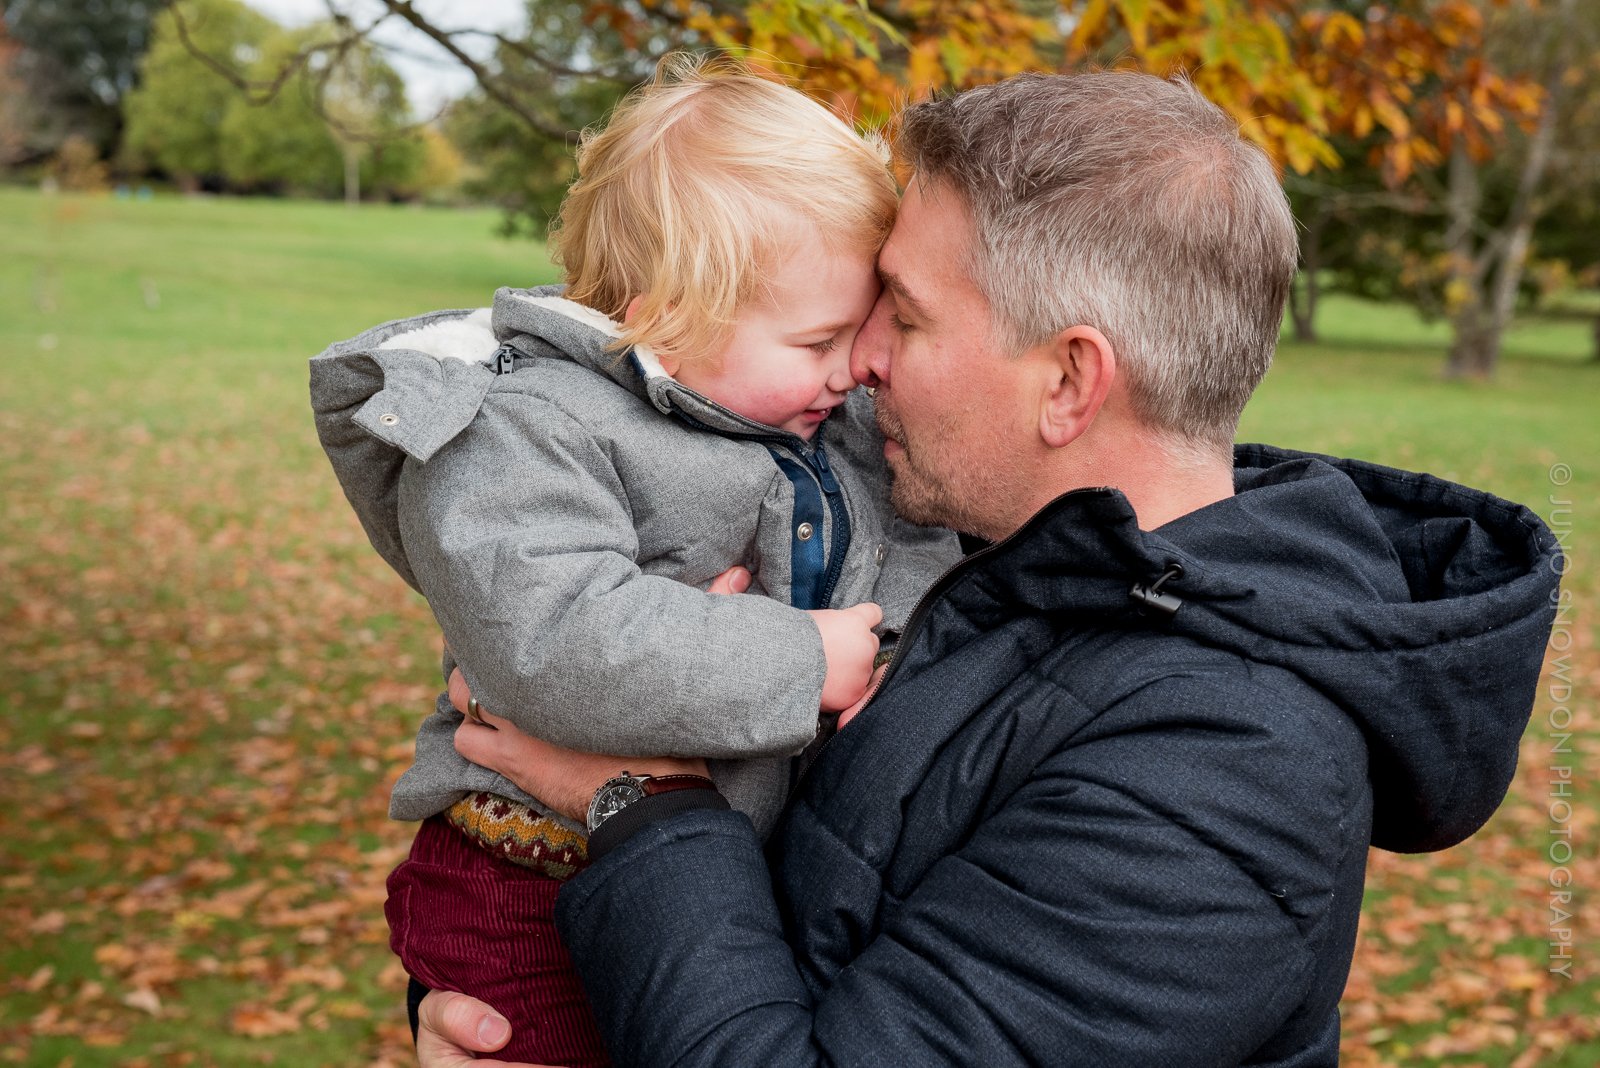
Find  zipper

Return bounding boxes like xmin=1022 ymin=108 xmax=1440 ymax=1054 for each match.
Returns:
xmin=790 ymin=534 xmax=1008 ymax=789
xmin=789 ymin=486 xmax=1134 ymax=792
xmin=800 ymin=444 xmax=849 ymax=607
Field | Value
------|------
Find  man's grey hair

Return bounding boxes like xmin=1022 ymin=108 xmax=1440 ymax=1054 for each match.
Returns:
xmin=897 ymin=71 xmax=1298 ymax=453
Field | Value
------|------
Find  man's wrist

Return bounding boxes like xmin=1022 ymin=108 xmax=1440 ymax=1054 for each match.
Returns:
xmin=587 ymin=788 xmax=730 ymax=861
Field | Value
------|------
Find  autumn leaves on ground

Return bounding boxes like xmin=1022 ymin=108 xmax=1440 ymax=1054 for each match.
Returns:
xmin=1 ymin=188 xmax=1595 ymax=1066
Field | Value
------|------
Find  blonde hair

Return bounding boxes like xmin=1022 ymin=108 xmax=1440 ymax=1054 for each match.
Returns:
xmin=552 ymin=53 xmax=898 ymax=365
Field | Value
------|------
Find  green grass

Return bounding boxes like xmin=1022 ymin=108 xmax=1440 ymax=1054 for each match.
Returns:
xmin=1 ymin=187 xmax=1595 ymax=1066
xmin=1282 ymin=290 xmax=1597 ymax=364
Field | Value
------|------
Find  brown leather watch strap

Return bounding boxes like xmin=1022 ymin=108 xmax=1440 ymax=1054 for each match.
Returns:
xmin=639 ymin=774 xmax=718 ymax=797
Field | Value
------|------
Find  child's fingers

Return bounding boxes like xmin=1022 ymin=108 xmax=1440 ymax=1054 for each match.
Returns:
xmin=847 ymin=601 xmax=883 ymax=629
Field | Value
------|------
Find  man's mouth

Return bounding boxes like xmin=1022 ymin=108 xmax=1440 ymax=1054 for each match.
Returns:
xmin=873 ymin=399 xmax=902 ymax=447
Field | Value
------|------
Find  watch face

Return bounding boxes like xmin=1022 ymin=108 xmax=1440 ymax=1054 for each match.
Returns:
xmin=588 ymin=777 xmax=646 ymax=831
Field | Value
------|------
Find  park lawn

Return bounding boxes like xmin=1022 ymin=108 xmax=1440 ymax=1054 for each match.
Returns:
xmin=1 ymin=187 xmax=1594 ymax=1066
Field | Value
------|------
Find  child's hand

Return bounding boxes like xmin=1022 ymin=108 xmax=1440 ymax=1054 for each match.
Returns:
xmin=807 ymin=603 xmax=883 ymax=712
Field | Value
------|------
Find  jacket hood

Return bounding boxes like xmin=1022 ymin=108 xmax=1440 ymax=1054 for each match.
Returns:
xmin=969 ymin=443 xmax=1561 ymax=853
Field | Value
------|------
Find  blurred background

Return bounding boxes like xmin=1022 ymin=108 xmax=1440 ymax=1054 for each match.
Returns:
xmin=1 ymin=1 xmax=1595 ymax=1064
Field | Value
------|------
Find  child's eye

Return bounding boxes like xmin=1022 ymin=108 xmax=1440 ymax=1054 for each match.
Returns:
xmin=809 ymin=337 xmax=839 ymax=354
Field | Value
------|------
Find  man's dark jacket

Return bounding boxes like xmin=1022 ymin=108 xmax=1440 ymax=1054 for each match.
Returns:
xmin=555 ymin=445 xmax=1561 ymax=1067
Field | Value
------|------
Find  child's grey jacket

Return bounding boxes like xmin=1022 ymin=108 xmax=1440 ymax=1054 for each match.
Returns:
xmin=309 ymin=286 xmax=963 ymax=836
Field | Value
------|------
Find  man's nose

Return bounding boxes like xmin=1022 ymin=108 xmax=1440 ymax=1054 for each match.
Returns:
xmin=850 ymin=292 xmax=893 ymax=389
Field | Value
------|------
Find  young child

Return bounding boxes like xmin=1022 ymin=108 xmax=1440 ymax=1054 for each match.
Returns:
xmin=309 ymin=55 xmax=962 ymax=1065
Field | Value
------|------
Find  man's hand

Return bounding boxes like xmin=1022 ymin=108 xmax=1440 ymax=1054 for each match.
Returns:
xmin=441 ymin=563 xmax=761 ymax=820
xmin=416 ymin=989 xmax=542 ymax=1068
xmin=452 ymin=702 xmax=708 ymax=822
xmin=807 ymin=603 xmax=883 ymax=711
xmin=705 ymin=565 xmax=752 ymax=595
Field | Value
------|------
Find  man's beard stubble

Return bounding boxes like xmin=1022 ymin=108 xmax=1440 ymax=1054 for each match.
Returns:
xmin=873 ymin=391 xmax=994 ymax=539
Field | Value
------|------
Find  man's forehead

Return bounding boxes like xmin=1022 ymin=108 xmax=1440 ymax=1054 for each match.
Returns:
xmin=878 ymin=176 xmax=976 ymax=312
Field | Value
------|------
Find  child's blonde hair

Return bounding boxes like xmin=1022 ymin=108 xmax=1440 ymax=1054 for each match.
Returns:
xmin=552 ymin=53 xmax=898 ymax=366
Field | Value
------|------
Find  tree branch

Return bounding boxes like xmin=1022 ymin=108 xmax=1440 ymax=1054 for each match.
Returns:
xmin=171 ymin=1 xmax=317 ymax=104
xmin=372 ymin=0 xmax=573 ymax=140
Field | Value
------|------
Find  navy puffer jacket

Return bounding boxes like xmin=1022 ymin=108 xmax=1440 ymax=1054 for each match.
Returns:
xmin=556 ymin=445 xmax=1561 ymax=1067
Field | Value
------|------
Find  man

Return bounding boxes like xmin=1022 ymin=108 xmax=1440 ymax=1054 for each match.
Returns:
xmin=417 ymin=71 xmax=1559 ymax=1065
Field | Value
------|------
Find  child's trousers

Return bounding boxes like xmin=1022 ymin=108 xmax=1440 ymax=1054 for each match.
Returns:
xmin=386 ymin=813 xmax=610 ymax=1066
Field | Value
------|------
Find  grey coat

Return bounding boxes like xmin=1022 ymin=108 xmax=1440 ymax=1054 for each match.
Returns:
xmin=309 ymin=286 xmax=962 ymax=835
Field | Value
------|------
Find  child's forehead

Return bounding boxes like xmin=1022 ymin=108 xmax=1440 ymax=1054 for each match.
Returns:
xmin=760 ymin=236 xmax=874 ymax=287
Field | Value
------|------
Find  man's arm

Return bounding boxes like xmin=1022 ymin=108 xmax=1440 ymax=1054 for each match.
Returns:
xmin=543 ymin=677 xmax=1355 ymax=1066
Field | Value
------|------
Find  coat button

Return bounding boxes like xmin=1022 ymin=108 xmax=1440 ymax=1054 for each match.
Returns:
xmin=797 ymin=522 xmax=814 ymax=541
xmin=379 ymin=413 xmax=399 ymax=426
xmin=874 ymin=543 xmax=885 ymax=565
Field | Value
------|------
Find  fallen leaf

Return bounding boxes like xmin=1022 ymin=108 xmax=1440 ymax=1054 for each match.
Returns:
xmin=122 ymin=987 xmax=163 ymax=1016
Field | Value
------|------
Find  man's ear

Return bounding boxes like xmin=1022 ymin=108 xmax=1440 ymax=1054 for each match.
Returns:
xmin=625 ymin=295 xmax=680 ymax=375
xmin=1037 ymin=325 xmax=1115 ymax=450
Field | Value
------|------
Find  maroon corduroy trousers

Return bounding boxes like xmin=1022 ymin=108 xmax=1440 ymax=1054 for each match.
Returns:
xmin=386 ymin=816 xmax=611 ymax=1066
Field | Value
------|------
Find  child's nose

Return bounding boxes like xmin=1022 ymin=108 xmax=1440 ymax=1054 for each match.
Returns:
xmin=825 ymin=352 xmax=856 ymax=395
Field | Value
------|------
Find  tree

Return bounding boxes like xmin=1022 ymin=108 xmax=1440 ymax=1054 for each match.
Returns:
xmin=0 ymin=24 xmax=31 ymax=167
xmin=1283 ymin=0 xmax=1597 ymax=376
xmin=173 ymin=0 xmax=1553 ymax=336
xmin=319 ymin=36 xmax=417 ymax=204
xmin=443 ymin=0 xmax=649 ymax=237
xmin=174 ymin=2 xmax=1526 ymax=192
xmin=2 ymin=0 xmax=161 ymax=161
xmin=1433 ymin=0 xmax=1591 ymax=377
xmin=216 ymin=23 xmax=422 ymax=199
xmin=121 ymin=0 xmax=276 ymax=190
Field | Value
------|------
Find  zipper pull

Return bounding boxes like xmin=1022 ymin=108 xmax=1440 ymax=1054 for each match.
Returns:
xmin=492 ymin=343 xmax=519 ymax=375
xmin=812 ymin=445 xmax=840 ymax=492
xmin=1129 ymin=563 xmax=1185 ymax=619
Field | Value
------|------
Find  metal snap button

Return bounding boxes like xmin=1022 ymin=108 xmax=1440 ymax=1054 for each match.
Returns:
xmin=797 ymin=522 xmax=814 ymax=541
xmin=874 ymin=543 xmax=885 ymax=565
xmin=379 ymin=413 xmax=399 ymax=426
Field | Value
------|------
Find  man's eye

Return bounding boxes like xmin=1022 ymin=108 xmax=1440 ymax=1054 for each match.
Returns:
xmin=809 ymin=338 xmax=839 ymax=354
xmin=889 ymin=314 xmax=913 ymax=334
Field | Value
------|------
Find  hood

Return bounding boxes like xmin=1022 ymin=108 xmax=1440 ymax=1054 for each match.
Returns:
xmin=488 ymin=286 xmax=819 ymax=445
xmin=974 ymin=444 xmax=1561 ymax=853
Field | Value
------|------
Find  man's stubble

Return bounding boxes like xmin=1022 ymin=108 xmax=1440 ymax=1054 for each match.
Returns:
xmin=873 ymin=391 xmax=1024 ymax=542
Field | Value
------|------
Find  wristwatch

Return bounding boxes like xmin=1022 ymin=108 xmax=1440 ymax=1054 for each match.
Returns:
xmin=586 ymin=771 xmax=719 ymax=834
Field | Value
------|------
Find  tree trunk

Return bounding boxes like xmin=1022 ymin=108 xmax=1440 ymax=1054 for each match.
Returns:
xmin=1442 ymin=142 xmax=1489 ymax=379
xmin=1446 ymin=302 xmax=1498 ymax=378
xmin=1440 ymin=0 xmax=1573 ymax=378
xmin=1289 ymin=208 xmax=1323 ymax=343
xmin=343 ymin=143 xmax=360 ymax=206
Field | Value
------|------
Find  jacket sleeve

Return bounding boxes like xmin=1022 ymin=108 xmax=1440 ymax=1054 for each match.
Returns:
xmin=400 ymin=389 xmax=828 ymax=758
xmin=555 ymin=675 xmax=1358 ymax=1066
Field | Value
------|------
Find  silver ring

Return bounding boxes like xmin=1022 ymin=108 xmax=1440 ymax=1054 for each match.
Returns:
xmin=466 ymin=695 xmax=486 ymax=725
